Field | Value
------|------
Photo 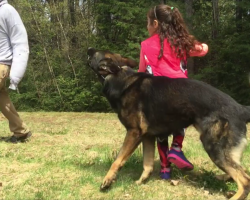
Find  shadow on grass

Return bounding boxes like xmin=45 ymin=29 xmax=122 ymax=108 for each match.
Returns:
xmin=173 ymin=168 xmax=231 ymax=193
xmin=74 ymin=151 xmax=234 ymax=197
xmin=0 ymin=136 xmax=10 ymax=142
xmin=0 ymin=136 xmax=31 ymax=143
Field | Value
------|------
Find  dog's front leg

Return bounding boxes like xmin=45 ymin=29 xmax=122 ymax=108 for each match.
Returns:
xmin=100 ymin=129 xmax=142 ymax=191
xmin=136 ymin=135 xmax=155 ymax=185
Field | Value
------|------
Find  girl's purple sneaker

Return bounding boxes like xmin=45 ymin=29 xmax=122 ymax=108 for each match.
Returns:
xmin=167 ymin=149 xmax=194 ymax=170
xmin=160 ymin=168 xmax=171 ymax=180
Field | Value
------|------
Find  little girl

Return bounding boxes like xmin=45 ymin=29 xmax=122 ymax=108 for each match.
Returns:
xmin=138 ymin=4 xmax=208 ymax=179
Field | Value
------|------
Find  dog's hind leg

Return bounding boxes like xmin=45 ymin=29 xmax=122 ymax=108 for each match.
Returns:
xmin=224 ymin=137 xmax=250 ymax=200
xmin=200 ymin=123 xmax=250 ymax=200
xmin=100 ymin=129 xmax=142 ymax=191
xmin=215 ymin=173 xmax=232 ymax=182
xmin=215 ymin=169 xmax=248 ymax=182
xmin=136 ymin=135 xmax=155 ymax=185
xmin=216 ymin=167 xmax=250 ymax=182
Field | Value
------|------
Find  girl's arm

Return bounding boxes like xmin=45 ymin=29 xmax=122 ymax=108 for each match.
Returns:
xmin=189 ymin=43 xmax=208 ymax=57
xmin=138 ymin=48 xmax=147 ymax=72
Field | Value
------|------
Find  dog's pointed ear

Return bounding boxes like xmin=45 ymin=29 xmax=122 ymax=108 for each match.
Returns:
xmin=87 ymin=47 xmax=96 ymax=57
xmin=121 ymin=57 xmax=138 ymax=68
xmin=123 ymin=57 xmax=138 ymax=68
xmin=112 ymin=53 xmax=138 ymax=68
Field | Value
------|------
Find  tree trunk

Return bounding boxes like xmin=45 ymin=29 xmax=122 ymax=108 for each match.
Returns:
xmin=212 ymin=0 xmax=219 ymax=39
xmin=236 ymin=0 xmax=242 ymax=32
xmin=28 ymin=1 xmax=64 ymax=103
xmin=185 ymin=0 xmax=194 ymax=74
xmin=69 ymin=0 xmax=78 ymax=46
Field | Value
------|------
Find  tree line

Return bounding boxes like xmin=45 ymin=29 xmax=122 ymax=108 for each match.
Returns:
xmin=8 ymin=0 xmax=250 ymax=112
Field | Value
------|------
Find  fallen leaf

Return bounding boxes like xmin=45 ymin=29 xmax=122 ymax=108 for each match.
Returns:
xmin=170 ymin=180 xmax=180 ymax=186
xmin=0 ymin=183 xmax=2 ymax=187
xmin=204 ymin=190 xmax=209 ymax=195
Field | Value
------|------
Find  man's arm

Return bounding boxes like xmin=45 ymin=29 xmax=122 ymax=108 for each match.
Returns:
xmin=7 ymin=7 xmax=29 ymax=90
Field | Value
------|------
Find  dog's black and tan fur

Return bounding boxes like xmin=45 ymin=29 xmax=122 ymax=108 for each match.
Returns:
xmin=87 ymin=47 xmax=250 ymax=200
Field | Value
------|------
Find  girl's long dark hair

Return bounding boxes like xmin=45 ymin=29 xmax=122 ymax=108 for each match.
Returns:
xmin=148 ymin=5 xmax=199 ymax=60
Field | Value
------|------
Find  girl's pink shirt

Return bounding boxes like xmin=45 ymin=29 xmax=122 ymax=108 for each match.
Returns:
xmin=138 ymin=34 xmax=208 ymax=78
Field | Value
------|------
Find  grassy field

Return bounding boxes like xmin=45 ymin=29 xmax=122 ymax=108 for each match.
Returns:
xmin=0 ymin=112 xmax=250 ymax=200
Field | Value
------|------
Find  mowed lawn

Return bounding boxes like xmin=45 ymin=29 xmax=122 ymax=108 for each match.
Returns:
xmin=0 ymin=112 xmax=250 ymax=200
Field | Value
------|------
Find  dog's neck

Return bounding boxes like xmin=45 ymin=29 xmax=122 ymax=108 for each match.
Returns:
xmin=102 ymin=67 xmax=136 ymax=111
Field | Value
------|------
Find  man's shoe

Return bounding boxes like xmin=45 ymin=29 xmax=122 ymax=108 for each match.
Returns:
xmin=7 ymin=132 xmax=32 ymax=144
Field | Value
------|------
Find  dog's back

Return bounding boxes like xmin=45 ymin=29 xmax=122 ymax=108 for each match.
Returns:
xmin=113 ymin=72 xmax=249 ymax=135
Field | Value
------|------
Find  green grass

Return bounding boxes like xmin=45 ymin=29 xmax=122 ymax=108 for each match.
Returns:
xmin=0 ymin=112 xmax=250 ymax=200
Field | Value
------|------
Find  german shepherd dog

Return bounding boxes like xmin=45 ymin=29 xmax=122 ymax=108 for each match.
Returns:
xmin=87 ymin=47 xmax=250 ymax=200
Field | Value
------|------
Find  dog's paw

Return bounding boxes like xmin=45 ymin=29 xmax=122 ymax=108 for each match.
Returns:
xmin=100 ymin=183 xmax=110 ymax=192
xmin=135 ymin=180 xmax=143 ymax=185
xmin=100 ymin=178 xmax=114 ymax=191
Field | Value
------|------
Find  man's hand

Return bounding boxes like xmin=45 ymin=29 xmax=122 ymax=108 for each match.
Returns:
xmin=9 ymin=79 xmax=18 ymax=91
